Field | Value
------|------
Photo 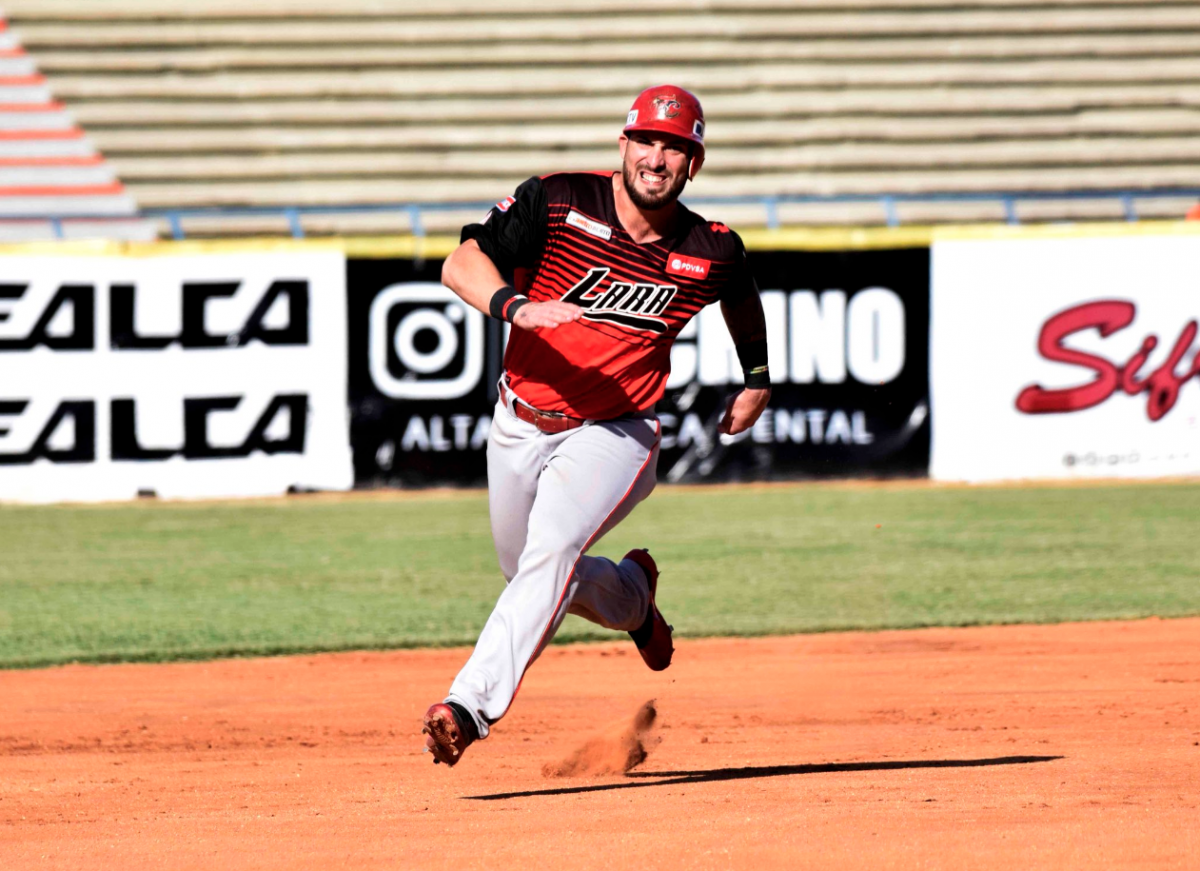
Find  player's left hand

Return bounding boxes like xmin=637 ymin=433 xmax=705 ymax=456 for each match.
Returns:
xmin=512 ymin=300 xmax=584 ymax=331
xmin=717 ymin=387 xmax=771 ymax=436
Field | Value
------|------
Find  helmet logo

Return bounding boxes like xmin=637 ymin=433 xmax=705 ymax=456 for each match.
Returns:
xmin=652 ymin=95 xmax=682 ymax=120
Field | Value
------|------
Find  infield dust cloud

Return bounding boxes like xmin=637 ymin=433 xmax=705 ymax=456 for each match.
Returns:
xmin=542 ymin=700 xmax=659 ymax=778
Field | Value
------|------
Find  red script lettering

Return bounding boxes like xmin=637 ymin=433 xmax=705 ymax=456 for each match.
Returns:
xmin=1015 ymin=300 xmax=1200 ymax=422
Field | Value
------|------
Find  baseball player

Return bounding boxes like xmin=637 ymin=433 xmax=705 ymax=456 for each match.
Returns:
xmin=422 ymin=85 xmax=771 ymax=766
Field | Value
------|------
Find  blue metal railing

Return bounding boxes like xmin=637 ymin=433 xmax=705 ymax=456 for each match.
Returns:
xmin=138 ymin=187 xmax=1200 ymax=239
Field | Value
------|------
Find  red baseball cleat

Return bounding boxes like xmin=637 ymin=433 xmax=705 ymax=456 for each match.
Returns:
xmin=625 ymin=548 xmax=674 ymax=671
xmin=422 ymin=703 xmax=474 ymax=766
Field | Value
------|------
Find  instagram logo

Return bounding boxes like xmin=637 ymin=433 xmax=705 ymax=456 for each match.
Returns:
xmin=368 ymin=283 xmax=484 ymax=399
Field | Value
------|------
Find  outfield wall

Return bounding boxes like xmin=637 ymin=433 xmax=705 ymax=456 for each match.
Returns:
xmin=1 ymin=222 xmax=1196 ymax=501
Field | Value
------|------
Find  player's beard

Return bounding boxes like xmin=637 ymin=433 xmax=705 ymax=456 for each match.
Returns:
xmin=622 ymin=160 xmax=687 ymax=211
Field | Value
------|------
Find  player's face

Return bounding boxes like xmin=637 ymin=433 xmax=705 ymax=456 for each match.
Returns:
xmin=620 ymin=132 xmax=690 ymax=211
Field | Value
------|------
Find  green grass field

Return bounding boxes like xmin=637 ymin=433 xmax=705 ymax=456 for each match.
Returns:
xmin=1 ymin=482 xmax=1197 ymax=669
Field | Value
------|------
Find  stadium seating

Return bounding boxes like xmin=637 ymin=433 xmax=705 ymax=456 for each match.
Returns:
xmin=5 ymin=0 xmax=1199 ymax=235
xmin=0 ymin=11 xmax=153 ymax=240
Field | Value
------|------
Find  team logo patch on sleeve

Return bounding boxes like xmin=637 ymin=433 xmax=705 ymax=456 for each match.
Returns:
xmin=666 ymin=254 xmax=711 ymax=280
xmin=566 ymin=210 xmax=613 ymax=241
xmin=495 ymin=195 xmax=516 ymax=213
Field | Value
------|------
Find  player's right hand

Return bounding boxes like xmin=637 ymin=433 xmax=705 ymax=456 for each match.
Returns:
xmin=512 ymin=300 xmax=585 ymax=331
xmin=717 ymin=387 xmax=772 ymax=436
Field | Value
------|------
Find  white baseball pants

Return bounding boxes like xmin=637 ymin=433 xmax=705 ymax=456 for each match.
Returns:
xmin=445 ymin=392 xmax=661 ymax=738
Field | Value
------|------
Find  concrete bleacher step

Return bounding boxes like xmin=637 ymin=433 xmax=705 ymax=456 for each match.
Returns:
xmin=106 ymin=137 xmax=1200 ymax=181
xmin=122 ymin=163 xmax=1200 ymax=209
xmin=1013 ymin=195 xmax=1197 ymax=221
xmin=0 ymin=84 xmax=53 ymax=102
xmin=0 ymin=55 xmax=34 ymax=74
xmin=67 ymin=85 xmax=1200 ymax=129
xmin=44 ymin=57 xmax=1200 ymax=101
xmin=85 ymin=109 xmax=1200 ymax=154
xmin=0 ymin=162 xmax=115 ymax=185
xmin=0 ymin=132 xmax=92 ymax=156
xmin=46 ymin=67 xmax=1200 ymax=115
xmin=146 ymin=197 xmax=1200 ymax=238
xmin=15 ymin=6 xmax=1200 ymax=45
xmin=29 ymin=32 xmax=1200 ymax=71
xmin=0 ymin=105 xmax=73 ymax=129
xmin=11 ymin=0 xmax=1198 ymax=17
xmin=0 ymin=189 xmax=142 ymax=217
xmin=146 ymin=197 xmax=1200 ymax=237
xmin=149 ymin=198 xmax=1194 ymax=238
xmin=0 ymin=217 xmax=156 ymax=240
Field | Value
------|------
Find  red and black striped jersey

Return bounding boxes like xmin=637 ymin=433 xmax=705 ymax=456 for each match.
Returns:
xmin=462 ymin=171 xmax=758 ymax=419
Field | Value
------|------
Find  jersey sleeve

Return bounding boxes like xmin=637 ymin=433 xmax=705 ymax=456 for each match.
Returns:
xmin=460 ymin=176 xmax=549 ymax=274
xmin=718 ymin=230 xmax=760 ymax=303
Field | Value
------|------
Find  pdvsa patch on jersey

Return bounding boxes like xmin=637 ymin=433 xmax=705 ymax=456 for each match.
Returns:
xmin=566 ymin=210 xmax=613 ymax=241
xmin=666 ymin=254 xmax=711 ymax=279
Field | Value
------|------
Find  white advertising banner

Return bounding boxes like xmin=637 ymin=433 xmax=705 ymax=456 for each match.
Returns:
xmin=931 ymin=227 xmax=1200 ymax=482
xmin=0 ymin=249 xmax=352 ymax=502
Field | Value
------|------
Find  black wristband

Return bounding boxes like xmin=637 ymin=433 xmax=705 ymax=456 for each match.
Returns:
xmin=504 ymin=297 xmax=530 ymax=323
xmin=736 ymin=338 xmax=771 ymax=388
xmin=488 ymin=285 xmax=529 ymax=322
xmin=744 ymin=367 xmax=771 ymax=389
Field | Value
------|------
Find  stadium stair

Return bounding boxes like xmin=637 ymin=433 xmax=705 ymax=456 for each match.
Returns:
xmin=0 ymin=9 xmax=154 ymax=241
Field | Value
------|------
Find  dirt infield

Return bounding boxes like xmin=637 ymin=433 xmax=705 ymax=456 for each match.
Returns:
xmin=3 ymin=619 xmax=1198 ymax=870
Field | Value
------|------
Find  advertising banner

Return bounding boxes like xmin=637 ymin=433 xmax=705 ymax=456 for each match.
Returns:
xmin=349 ymin=248 xmax=930 ymax=486
xmin=930 ymin=229 xmax=1200 ymax=482
xmin=348 ymin=257 xmax=498 ymax=486
xmin=0 ymin=250 xmax=352 ymax=502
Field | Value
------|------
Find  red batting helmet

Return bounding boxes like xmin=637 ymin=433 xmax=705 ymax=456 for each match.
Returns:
xmin=622 ymin=85 xmax=706 ymax=180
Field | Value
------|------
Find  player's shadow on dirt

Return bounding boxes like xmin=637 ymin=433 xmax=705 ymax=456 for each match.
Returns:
xmin=464 ymin=754 xmax=1063 ymax=801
